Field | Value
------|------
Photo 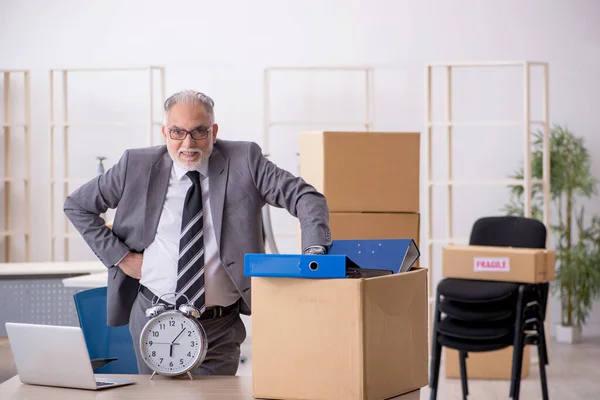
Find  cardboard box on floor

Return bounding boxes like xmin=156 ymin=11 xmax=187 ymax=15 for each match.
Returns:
xmin=445 ymin=346 xmax=530 ymax=380
xmin=299 ymin=131 xmax=420 ymax=213
xmin=442 ymin=245 xmax=556 ymax=283
xmin=251 ymin=268 xmax=429 ymax=400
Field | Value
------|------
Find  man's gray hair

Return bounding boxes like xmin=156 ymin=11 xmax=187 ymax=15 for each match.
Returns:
xmin=163 ymin=90 xmax=215 ymax=124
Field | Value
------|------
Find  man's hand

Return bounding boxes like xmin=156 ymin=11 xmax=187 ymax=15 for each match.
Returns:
xmin=117 ymin=252 xmax=143 ymax=279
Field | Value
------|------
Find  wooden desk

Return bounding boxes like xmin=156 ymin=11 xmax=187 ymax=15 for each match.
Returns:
xmin=0 ymin=374 xmax=421 ymax=399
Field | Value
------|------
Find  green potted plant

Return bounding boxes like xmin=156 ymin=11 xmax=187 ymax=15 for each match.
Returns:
xmin=503 ymin=125 xmax=600 ymax=343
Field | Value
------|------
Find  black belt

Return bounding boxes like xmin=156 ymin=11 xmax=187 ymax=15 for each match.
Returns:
xmin=139 ymin=285 xmax=239 ymax=321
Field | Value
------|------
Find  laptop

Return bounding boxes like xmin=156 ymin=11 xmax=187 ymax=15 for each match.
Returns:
xmin=5 ymin=322 xmax=135 ymax=390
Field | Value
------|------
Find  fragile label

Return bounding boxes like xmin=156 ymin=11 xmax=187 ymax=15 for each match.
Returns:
xmin=473 ymin=257 xmax=510 ymax=272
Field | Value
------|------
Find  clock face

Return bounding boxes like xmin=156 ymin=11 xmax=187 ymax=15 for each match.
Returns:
xmin=140 ymin=311 xmax=207 ymax=375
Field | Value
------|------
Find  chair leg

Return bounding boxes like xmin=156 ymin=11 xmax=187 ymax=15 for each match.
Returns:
xmin=537 ymin=338 xmax=549 ymax=400
xmin=459 ymin=351 xmax=469 ymax=400
xmin=510 ymin=286 xmax=526 ymax=399
xmin=513 ymin=342 xmax=526 ymax=400
xmin=429 ymin=295 xmax=443 ymax=400
xmin=536 ymin=320 xmax=550 ymax=400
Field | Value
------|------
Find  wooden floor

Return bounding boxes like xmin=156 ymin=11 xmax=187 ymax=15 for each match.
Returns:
xmin=3 ymin=337 xmax=600 ymax=398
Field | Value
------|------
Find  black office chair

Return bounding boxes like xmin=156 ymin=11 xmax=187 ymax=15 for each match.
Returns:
xmin=429 ymin=216 xmax=550 ymax=400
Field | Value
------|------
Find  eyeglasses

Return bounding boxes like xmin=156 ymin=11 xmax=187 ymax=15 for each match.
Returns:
xmin=168 ymin=126 xmax=212 ymax=141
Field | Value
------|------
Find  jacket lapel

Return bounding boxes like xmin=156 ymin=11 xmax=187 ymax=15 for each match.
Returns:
xmin=143 ymin=151 xmax=173 ymax=248
xmin=208 ymin=144 xmax=229 ymax=250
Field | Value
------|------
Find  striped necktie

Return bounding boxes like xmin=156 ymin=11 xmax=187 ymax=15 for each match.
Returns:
xmin=175 ymin=171 xmax=205 ymax=312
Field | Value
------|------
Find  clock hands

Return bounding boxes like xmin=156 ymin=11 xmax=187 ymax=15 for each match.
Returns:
xmin=170 ymin=328 xmax=187 ymax=357
xmin=171 ymin=328 xmax=187 ymax=344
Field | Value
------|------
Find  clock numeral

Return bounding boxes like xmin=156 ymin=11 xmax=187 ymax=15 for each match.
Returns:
xmin=159 ymin=358 xmax=163 ymax=364
xmin=159 ymin=323 xmax=165 ymax=330
xmin=152 ymin=351 xmax=156 ymax=357
xmin=169 ymin=361 xmax=173 ymax=367
xmin=181 ymin=323 xmax=185 ymax=329
xmin=191 ymin=341 xmax=195 ymax=347
xmin=187 ymin=352 xmax=191 ymax=357
xmin=187 ymin=331 xmax=192 ymax=337
xmin=149 ymin=341 xmax=153 ymax=346
xmin=152 ymin=331 xmax=159 ymax=337
xmin=180 ymin=359 xmax=184 ymax=365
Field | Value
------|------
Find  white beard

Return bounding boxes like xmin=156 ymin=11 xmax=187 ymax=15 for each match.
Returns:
xmin=168 ymin=139 xmax=214 ymax=171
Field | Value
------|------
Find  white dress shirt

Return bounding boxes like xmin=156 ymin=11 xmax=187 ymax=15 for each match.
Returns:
xmin=139 ymin=160 xmax=240 ymax=307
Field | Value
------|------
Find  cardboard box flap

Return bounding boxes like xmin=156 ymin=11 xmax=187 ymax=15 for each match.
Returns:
xmin=329 ymin=239 xmax=420 ymax=273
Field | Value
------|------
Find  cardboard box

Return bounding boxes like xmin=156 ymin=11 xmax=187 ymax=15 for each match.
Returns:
xmin=442 ymin=245 xmax=556 ymax=283
xmin=329 ymin=212 xmax=420 ymax=246
xmin=445 ymin=346 xmax=530 ymax=380
xmin=299 ymin=131 xmax=420 ymax=213
xmin=251 ymin=268 xmax=429 ymax=400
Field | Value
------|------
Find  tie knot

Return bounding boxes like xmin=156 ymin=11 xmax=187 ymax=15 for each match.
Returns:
xmin=186 ymin=171 xmax=201 ymax=186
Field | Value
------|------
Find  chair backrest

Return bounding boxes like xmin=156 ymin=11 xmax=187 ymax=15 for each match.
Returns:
xmin=73 ymin=287 xmax=138 ymax=374
xmin=469 ymin=216 xmax=547 ymax=249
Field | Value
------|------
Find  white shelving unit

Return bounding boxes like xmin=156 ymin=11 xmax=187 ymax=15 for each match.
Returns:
xmin=1 ymin=70 xmax=31 ymax=262
xmin=424 ymin=60 xmax=551 ymax=356
xmin=49 ymin=66 xmax=166 ymax=261
xmin=262 ymin=66 xmax=375 ymax=249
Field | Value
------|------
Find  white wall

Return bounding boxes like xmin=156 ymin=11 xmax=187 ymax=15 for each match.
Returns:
xmin=1 ymin=0 xmax=599 ymax=336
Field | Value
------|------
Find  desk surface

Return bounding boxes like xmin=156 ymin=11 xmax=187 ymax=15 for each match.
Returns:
xmin=0 ymin=261 xmax=105 ymax=276
xmin=62 ymin=271 xmax=108 ymax=288
xmin=0 ymin=374 xmax=421 ymax=399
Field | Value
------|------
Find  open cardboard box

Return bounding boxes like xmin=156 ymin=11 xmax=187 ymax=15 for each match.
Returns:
xmin=442 ymin=245 xmax=555 ymax=283
xmin=250 ymin=267 xmax=428 ymax=400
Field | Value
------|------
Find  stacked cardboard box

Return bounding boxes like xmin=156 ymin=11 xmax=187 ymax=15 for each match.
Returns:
xmin=250 ymin=132 xmax=426 ymax=400
xmin=299 ymin=131 xmax=421 ymax=246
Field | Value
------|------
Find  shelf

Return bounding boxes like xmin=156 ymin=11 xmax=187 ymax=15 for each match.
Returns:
xmin=1 ymin=69 xmax=31 ymax=262
xmin=428 ymin=178 xmax=544 ymax=187
xmin=426 ymin=61 xmax=547 ymax=68
xmin=49 ymin=66 xmax=166 ymax=261
xmin=51 ymin=121 xmax=162 ymax=128
xmin=52 ymin=233 xmax=83 ymax=239
xmin=50 ymin=66 xmax=163 ymax=72
xmin=2 ymin=123 xmax=29 ymax=128
xmin=427 ymin=120 xmax=546 ymax=128
xmin=0 ymin=178 xmax=29 ymax=183
xmin=266 ymin=66 xmax=372 ymax=72
xmin=0 ymin=231 xmax=28 ymax=237
xmin=268 ymin=121 xmax=370 ymax=127
xmin=51 ymin=178 xmax=91 ymax=185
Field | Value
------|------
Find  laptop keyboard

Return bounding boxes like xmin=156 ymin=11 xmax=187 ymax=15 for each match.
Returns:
xmin=96 ymin=381 xmax=115 ymax=387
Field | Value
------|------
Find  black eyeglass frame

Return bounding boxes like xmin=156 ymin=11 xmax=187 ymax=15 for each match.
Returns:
xmin=168 ymin=126 xmax=213 ymax=141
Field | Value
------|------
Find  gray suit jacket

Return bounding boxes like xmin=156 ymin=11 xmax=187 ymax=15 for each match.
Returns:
xmin=64 ymin=139 xmax=331 ymax=326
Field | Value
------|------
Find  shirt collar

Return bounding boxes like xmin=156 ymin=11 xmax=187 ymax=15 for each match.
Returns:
xmin=173 ymin=160 xmax=209 ymax=181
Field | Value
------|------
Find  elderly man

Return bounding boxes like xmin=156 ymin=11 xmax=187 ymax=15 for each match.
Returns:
xmin=64 ymin=90 xmax=331 ymax=375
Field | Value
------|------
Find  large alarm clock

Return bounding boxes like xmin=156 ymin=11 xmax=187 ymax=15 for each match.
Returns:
xmin=139 ymin=293 xmax=208 ymax=380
